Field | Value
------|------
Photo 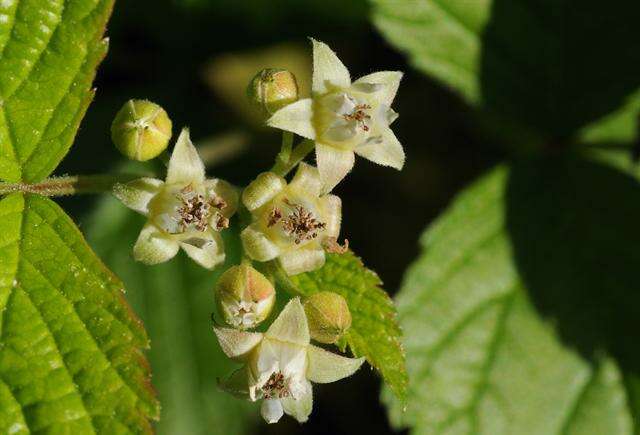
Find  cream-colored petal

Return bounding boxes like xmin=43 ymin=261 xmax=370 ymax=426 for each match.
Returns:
xmin=213 ymin=326 xmax=263 ymax=360
xmin=242 ymin=172 xmax=286 ymax=211
xmin=265 ymin=298 xmax=310 ymax=346
xmin=319 ymin=194 xmax=341 ymax=238
xmin=241 ymin=225 xmax=280 ymax=262
xmin=180 ymin=232 xmax=225 ymax=270
xmin=312 ymin=39 xmax=351 ymax=94
xmin=113 ymin=178 xmax=163 ymax=216
xmin=315 ymin=144 xmax=355 ymax=194
xmin=288 ymin=162 xmax=322 ymax=197
xmin=355 ymin=128 xmax=405 ymax=170
xmin=217 ymin=366 xmax=250 ymax=398
xmin=279 ymin=248 xmax=325 ymax=276
xmin=166 ymin=128 xmax=206 ymax=184
xmin=267 ymin=99 xmax=315 ymax=139
xmin=133 ymin=223 xmax=179 ymax=265
xmin=204 ymin=178 xmax=239 ymax=217
xmin=353 ymin=71 xmax=403 ymax=106
xmin=261 ymin=399 xmax=284 ymax=424
xmin=306 ymin=345 xmax=365 ymax=383
xmin=281 ymin=379 xmax=313 ymax=423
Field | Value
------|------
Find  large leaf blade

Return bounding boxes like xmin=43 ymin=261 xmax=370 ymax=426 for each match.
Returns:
xmin=0 ymin=193 xmax=158 ymax=433
xmin=0 ymin=0 xmax=114 ymax=182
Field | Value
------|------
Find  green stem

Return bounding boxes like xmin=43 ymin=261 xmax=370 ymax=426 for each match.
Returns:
xmin=270 ymin=139 xmax=315 ymax=177
xmin=277 ymin=131 xmax=294 ymax=165
xmin=0 ymin=174 xmax=141 ymax=197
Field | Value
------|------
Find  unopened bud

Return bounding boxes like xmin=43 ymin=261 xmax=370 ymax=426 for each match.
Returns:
xmin=247 ymin=69 xmax=299 ymax=114
xmin=111 ymin=99 xmax=173 ymax=161
xmin=304 ymin=292 xmax=352 ymax=344
xmin=215 ymin=264 xmax=276 ymax=329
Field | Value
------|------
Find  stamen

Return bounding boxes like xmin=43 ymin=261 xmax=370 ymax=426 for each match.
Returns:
xmin=262 ymin=371 xmax=290 ymax=399
xmin=281 ymin=199 xmax=326 ymax=244
xmin=324 ymin=237 xmax=349 ymax=254
xmin=268 ymin=208 xmax=283 ymax=227
xmin=343 ymin=104 xmax=372 ymax=132
xmin=175 ymin=185 xmax=227 ymax=232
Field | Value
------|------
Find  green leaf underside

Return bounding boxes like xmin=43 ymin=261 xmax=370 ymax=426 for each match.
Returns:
xmin=383 ymin=155 xmax=640 ymax=434
xmin=0 ymin=193 xmax=158 ymax=433
xmin=281 ymin=252 xmax=408 ymax=400
xmin=86 ymin=195 xmax=256 ymax=435
xmin=0 ymin=0 xmax=115 ymax=183
xmin=371 ymin=0 xmax=640 ymax=143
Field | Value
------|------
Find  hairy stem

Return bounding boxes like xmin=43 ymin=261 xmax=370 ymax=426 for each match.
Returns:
xmin=271 ymin=139 xmax=315 ymax=177
xmin=0 ymin=174 xmax=141 ymax=197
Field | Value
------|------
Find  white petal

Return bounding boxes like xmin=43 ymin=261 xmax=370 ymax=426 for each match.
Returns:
xmin=261 ymin=399 xmax=284 ymax=424
xmin=312 ymin=39 xmax=351 ymax=94
xmin=213 ymin=326 xmax=263 ymax=360
xmin=266 ymin=298 xmax=310 ymax=346
xmin=319 ymin=194 xmax=341 ymax=238
xmin=279 ymin=247 xmax=325 ymax=276
xmin=180 ymin=232 xmax=225 ymax=270
xmin=315 ymin=144 xmax=355 ymax=194
xmin=166 ymin=128 xmax=206 ymax=184
xmin=281 ymin=379 xmax=313 ymax=423
xmin=355 ymin=128 xmax=405 ymax=170
xmin=241 ymin=225 xmax=280 ymax=261
xmin=353 ymin=71 xmax=403 ymax=106
xmin=113 ymin=178 xmax=163 ymax=216
xmin=267 ymin=99 xmax=315 ymax=139
xmin=306 ymin=345 xmax=365 ymax=383
xmin=133 ymin=223 xmax=179 ymax=265
xmin=288 ymin=162 xmax=322 ymax=197
xmin=257 ymin=339 xmax=307 ymax=379
xmin=242 ymin=172 xmax=286 ymax=211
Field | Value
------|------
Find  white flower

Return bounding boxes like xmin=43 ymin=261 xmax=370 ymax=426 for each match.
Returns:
xmin=268 ymin=39 xmax=404 ymax=193
xmin=214 ymin=298 xmax=364 ymax=424
xmin=240 ymin=163 xmax=341 ymax=275
xmin=114 ymin=128 xmax=238 ymax=269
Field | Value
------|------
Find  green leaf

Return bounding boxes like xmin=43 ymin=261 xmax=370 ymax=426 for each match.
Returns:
xmin=85 ymin=195 xmax=257 ymax=435
xmin=370 ymin=0 xmax=640 ymax=143
xmin=0 ymin=0 xmax=114 ymax=183
xmin=0 ymin=193 xmax=158 ymax=433
xmin=275 ymin=252 xmax=408 ymax=399
xmin=383 ymin=153 xmax=640 ymax=434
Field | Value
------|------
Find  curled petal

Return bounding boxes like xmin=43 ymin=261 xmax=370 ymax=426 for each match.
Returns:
xmin=241 ymin=225 xmax=280 ymax=261
xmin=180 ymin=232 xmax=225 ymax=270
xmin=306 ymin=345 xmax=365 ymax=383
xmin=213 ymin=326 xmax=263 ymax=360
xmin=242 ymin=172 xmax=286 ymax=212
xmin=311 ymin=39 xmax=351 ymax=94
xmin=281 ymin=379 xmax=313 ymax=423
xmin=133 ymin=223 xmax=180 ymax=265
xmin=267 ymin=99 xmax=315 ymax=140
xmin=315 ymin=144 xmax=355 ymax=194
xmin=113 ymin=177 xmax=163 ymax=216
xmin=166 ymin=128 xmax=206 ymax=185
xmin=261 ymin=399 xmax=284 ymax=424
xmin=320 ymin=194 xmax=341 ymax=239
xmin=289 ymin=162 xmax=322 ymax=197
xmin=355 ymin=128 xmax=405 ymax=170
xmin=265 ymin=298 xmax=310 ymax=346
xmin=279 ymin=247 xmax=325 ymax=276
xmin=353 ymin=71 xmax=403 ymax=106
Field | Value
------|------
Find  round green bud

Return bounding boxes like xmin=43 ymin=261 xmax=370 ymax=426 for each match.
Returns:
xmin=247 ymin=69 xmax=299 ymax=114
xmin=215 ymin=264 xmax=276 ymax=329
xmin=304 ymin=291 xmax=352 ymax=344
xmin=111 ymin=99 xmax=173 ymax=161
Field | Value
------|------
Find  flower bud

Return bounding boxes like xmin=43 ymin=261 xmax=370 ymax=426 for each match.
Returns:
xmin=111 ymin=99 xmax=173 ymax=161
xmin=216 ymin=264 xmax=276 ymax=329
xmin=247 ymin=69 xmax=299 ymax=114
xmin=303 ymin=292 xmax=352 ymax=344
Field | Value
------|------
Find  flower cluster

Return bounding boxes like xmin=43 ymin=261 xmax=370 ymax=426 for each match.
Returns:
xmin=112 ymin=39 xmax=404 ymax=424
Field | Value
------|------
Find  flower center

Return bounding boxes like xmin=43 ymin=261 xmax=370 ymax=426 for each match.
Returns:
xmin=267 ymin=199 xmax=326 ymax=244
xmin=229 ymin=300 xmax=257 ymax=328
xmin=176 ymin=185 xmax=228 ymax=232
xmin=343 ymin=103 xmax=372 ymax=132
xmin=262 ymin=371 xmax=290 ymax=399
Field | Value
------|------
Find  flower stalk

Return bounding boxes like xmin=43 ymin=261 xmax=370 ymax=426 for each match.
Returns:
xmin=0 ymin=174 xmax=141 ymax=197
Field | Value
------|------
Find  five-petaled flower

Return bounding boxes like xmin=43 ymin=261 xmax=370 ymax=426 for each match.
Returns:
xmin=268 ymin=39 xmax=405 ymax=193
xmin=214 ymin=298 xmax=364 ymax=424
xmin=240 ymin=163 xmax=341 ymax=275
xmin=114 ymin=128 xmax=238 ymax=269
